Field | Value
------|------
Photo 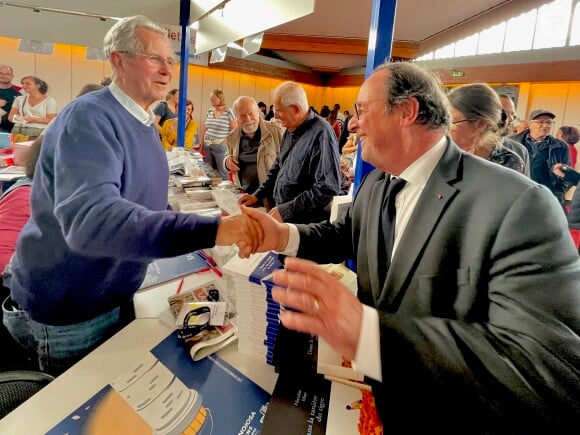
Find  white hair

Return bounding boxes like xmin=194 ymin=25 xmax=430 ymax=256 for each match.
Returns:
xmin=103 ymin=15 xmax=166 ymax=58
xmin=232 ymin=96 xmax=259 ymax=115
xmin=272 ymin=81 xmax=309 ymax=112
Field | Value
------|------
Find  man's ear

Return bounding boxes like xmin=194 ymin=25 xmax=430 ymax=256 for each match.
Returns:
xmin=109 ymin=52 xmax=124 ymax=75
xmin=399 ymin=97 xmax=420 ymax=126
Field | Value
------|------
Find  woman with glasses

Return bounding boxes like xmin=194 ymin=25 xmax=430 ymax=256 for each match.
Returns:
xmin=448 ymin=83 xmax=525 ymax=174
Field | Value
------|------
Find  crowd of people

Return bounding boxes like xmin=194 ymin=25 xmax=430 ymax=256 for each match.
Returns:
xmin=0 ymin=13 xmax=579 ymax=433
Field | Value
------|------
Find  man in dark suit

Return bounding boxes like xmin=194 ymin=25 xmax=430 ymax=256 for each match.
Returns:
xmin=242 ymin=62 xmax=580 ymax=433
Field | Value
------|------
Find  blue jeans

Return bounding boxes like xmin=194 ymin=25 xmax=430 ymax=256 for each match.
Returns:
xmin=203 ymin=144 xmax=229 ymax=179
xmin=2 ymin=295 xmax=121 ymax=376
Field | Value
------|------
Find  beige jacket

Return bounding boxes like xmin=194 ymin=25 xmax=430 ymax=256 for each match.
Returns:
xmin=225 ymin=118 xmax=284 ymax=188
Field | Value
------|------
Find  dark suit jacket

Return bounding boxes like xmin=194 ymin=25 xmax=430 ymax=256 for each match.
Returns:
xmin=296 ymin=139 xmax=580 ymax=433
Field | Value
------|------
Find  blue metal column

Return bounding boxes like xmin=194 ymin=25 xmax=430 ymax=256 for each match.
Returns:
xmin=177 ymin=0 xmax=191 ymax=147
xmin=352 ymin=0 xmax=397 ymax=192
xmin=347 ymin=0 xmax=397 ymax=272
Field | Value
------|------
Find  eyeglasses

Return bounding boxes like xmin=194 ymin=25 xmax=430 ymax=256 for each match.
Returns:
xmin=452 ymin=119 xmax=474 ymax=125
xmin=353 ymin=99 xmax=388 ymax=120
xmin=120 ymin=51 xmax=177 ymax=69
xmin=530 ymin=120 xmax=554 ymax=126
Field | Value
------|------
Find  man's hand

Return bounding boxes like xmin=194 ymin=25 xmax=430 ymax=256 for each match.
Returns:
xmin=268 ymin=207 xmax=283 ymax=223
xmin=241 ymin=205 xmax=289 ymax=252
xmin=272 ymin=257 xmax=363 ymax=361
xmin=216 ymin=213 xmax=264 ymax=258
xmin=238 ymin=194 xmax=259 ymax=207
xmin=225 ymin=157 xmax=240 ymax=172
xmin=0 ymin=99 xmax=6 ymax=108
xmin=552 ymin=163 xmax=572 ymax=178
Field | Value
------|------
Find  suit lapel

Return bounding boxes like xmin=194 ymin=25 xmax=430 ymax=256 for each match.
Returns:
xmin=377 ymin=140 xmax=464 ymax=308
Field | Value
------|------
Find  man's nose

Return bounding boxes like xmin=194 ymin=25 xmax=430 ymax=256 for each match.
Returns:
xmin=348 ymin=116 xmax=358 ymax=132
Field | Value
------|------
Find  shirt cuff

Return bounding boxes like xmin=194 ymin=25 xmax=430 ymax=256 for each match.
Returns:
xmin=278 ymin=224 xmax=299 ymax=256
xmin=352 ymin=304 xmax=382 ymax=382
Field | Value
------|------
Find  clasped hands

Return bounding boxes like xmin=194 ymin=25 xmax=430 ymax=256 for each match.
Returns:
xmin=216 ymin=206 xmax=363 ymax=360
xmin=215 ymin=205 xmax=288 ymax=257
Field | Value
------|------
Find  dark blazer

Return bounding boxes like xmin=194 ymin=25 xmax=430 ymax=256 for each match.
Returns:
xmin=296 ymin=138 xmax=580 ymax=433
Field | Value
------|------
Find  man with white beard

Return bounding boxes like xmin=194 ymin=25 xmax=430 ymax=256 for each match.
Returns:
xmin=225 ymin=96 xmax=284 ymax=196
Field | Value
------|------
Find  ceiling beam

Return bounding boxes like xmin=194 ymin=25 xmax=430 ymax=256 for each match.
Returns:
xmin=261 ymin=34 xmax=419 ymax=59
xmin=208 ymin=56 xmax=325 ymax=86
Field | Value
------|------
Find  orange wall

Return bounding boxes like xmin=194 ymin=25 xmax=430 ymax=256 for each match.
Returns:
xmin=523 ymin=82 xmax=580 ymax=129
xmin=1 ymin=37 xmax=578 ymax=129
xmin=0 ymin=37 xmax=359 ymax=127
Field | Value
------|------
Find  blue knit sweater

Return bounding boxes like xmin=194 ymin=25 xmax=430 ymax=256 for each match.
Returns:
xmin=8 ymin=88 xmax=220 ymax=325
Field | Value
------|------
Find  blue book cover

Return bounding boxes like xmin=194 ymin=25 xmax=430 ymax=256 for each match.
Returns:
xmin=47 ymin=332 xmax=271 ymax=435
xmin=139 ymin=251 xmax=208 ymax=289
xmin=223 ymin=251 xmax=283 ymax=286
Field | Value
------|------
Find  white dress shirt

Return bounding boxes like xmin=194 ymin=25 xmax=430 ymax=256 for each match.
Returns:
xmin=108 ymin=82 xmax=157 ymax=126
xmin=283 ymin=135 xmax=448 ymax=381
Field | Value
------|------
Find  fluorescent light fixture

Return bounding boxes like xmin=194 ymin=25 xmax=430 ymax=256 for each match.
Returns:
xmin=242 ymin=31 xmax=263 ymax=58
xmin=209 ymin=45 xmax=227 ymax=63
xmin=194 ymin=0 xmax=314 ymax=54
xmin=190 ymin=21 xmax=200 ymax=30
xmin=227 ymin=41 xmax=242 ymax=50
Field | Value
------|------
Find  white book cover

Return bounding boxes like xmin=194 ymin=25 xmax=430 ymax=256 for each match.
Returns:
xmin=223 ymin=251 xmax=283 ymax=285
xmin=317 ymin=263 xmax=363 ymax=381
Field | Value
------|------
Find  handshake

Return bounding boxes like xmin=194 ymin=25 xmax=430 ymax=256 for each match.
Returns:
xmin=215 ymin=206 xmax=289 ymax=258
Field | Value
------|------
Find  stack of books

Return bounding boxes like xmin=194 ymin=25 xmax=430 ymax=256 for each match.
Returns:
xmin=223 ymin=251 xmax=283 ymax=365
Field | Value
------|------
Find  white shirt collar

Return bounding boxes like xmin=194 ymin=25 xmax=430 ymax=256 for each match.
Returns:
xmin=399 ymin=135 xmax=448 ymax=187
xmin=108 ymin=82 xmax=157 ymax=126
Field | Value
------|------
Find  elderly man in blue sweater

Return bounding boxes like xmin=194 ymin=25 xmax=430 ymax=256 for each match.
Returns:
xmin=2 ymin=15 xmax=261 ymax=375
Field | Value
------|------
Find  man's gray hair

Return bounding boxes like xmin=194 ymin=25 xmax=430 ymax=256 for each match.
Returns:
xmin=232 ymin=96 xmax=259 ymax=115
xmin=0 ymin=65 xmax=14 ymax=74
xmin=273 ymin=81 xmax=309 ymax=112
xmin=103 ymin=15 xmax=166 ymax=58
xmin=376 ymin=62 xmax=450 ymax=130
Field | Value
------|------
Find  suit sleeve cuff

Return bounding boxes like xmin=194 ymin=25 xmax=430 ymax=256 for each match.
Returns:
xmin=352 ymin=304 xmax=382 ymax=382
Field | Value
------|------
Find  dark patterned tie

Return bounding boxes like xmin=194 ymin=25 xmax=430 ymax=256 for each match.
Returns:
xmin=378 ymin=176 xmax=407 ymax=288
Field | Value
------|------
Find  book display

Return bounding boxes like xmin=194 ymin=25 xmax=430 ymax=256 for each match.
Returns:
xmin=223 ymin=251 xmax=284 ymax=365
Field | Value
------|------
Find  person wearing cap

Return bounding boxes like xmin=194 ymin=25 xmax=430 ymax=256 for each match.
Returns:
xmin=511 ymin=109 xmax=570 ymax=204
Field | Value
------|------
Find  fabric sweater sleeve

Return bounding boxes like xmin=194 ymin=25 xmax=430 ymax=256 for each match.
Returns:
xmin=50 ymin=104 xmax=220 ymax=259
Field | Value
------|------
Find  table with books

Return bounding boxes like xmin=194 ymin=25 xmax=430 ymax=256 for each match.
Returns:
xmin=0 ymin=251 xmax=375 ymax=435
xmin=0 ymin=144 xmax=375 ymax=433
